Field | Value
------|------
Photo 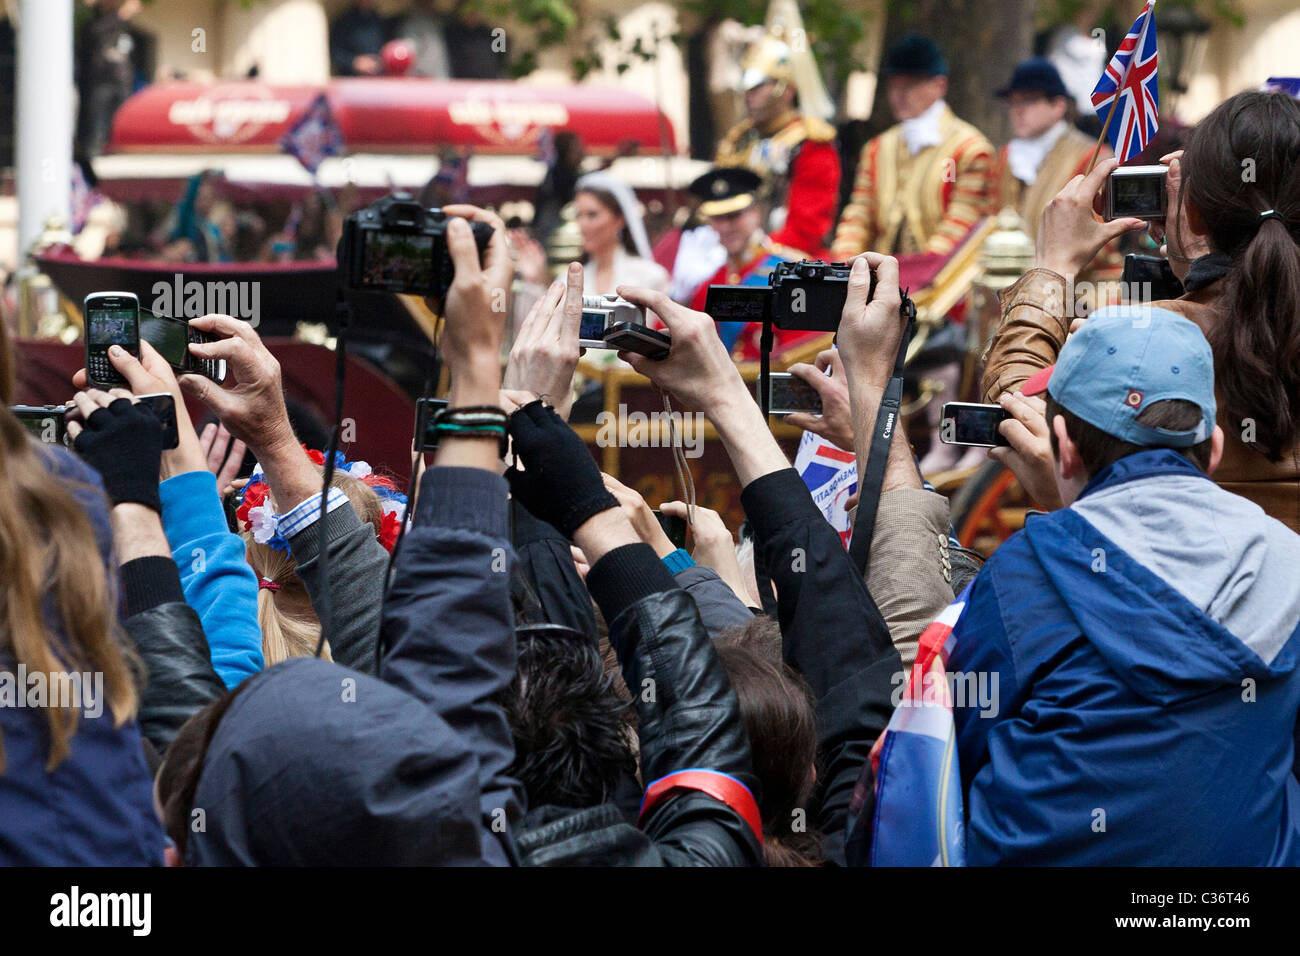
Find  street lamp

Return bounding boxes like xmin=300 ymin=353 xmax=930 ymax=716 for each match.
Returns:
xmin=1161 ymin=4 xmax=1212 ymax=113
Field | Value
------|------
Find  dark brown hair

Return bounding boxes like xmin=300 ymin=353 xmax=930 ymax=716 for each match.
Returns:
xmin=1045 ymin=393 xmax=1213 ymax=476
xmin=714 ymin=616 xmax=822 ymax=867
xmin=575 ymin=186 xmax=640 ymax=258
xmin=1180 ymin=91 xmax=1300 ymax=460
xmin=156 ymin=685 xmax=249 ymax=857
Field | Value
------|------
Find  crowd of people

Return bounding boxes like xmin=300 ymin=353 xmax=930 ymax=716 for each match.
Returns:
xmin=2 ymin=69 xmax=1299 ymax=865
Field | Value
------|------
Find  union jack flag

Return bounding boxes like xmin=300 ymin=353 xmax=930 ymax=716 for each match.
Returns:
xmin=1091 ymin=1 xmax=1160 ymax=163
xmin=794 ymin=432 xmax=858 ymax=548
xmin=847 ymin=586 xmax=971 ymax=866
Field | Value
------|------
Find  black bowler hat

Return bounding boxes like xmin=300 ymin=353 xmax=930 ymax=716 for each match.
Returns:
xmin=882 ymin=34 xmax=948 ymax=78
xmin=688 ymin=166 xmax=764 ymax=217
xmin=997 ymin=58 xmax=1070 ymax=99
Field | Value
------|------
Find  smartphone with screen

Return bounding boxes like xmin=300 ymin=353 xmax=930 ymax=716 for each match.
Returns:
xmin=137 ymin=392 xmax=180 ymax=450
xmin=765 ymin=372 xmax=823 ymax=415
xmin=139 ymin=309 xmax=228 ymax=384
xmin=84 ymin=292 xmax=141 ymax=388
xmin=940 ymin=402 xmax=1011 ymax=447
xmin=10 ymin=405 xmax=69 ymax=446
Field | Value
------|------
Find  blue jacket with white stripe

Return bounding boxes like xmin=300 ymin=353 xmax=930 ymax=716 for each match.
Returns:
xmin=949 ymin=449 xmax=1300 ymax=865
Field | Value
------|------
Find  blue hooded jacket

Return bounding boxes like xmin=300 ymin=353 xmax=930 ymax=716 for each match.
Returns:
xmin=949 ymin=449 xmax=1300 ymax=865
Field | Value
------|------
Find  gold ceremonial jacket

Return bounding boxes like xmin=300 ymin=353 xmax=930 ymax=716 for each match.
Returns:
xmin=832 ymin=105 xmax=996 ymax=258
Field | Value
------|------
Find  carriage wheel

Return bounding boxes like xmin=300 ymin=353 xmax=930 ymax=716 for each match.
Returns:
xmin=949 ymin=460 xmax=1026 ymax=551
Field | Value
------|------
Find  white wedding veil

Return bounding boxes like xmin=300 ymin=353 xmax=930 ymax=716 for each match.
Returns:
xmin=573 ymin=171 xmax=653 ymax=260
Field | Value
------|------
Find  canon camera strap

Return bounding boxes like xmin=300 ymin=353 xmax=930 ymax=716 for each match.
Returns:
xmin=847 ymin=295 xmax=916 ymax=579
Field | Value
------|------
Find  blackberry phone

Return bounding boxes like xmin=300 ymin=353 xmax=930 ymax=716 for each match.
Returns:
xmin=84 ymin=292 xmax=141 ymax=388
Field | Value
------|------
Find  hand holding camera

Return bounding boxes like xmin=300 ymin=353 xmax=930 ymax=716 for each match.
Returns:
xmin=1036 ymin=157 xmax=1146 ymax=279
xmin=987 ymin=392 xmax=1065 ymax=511
xmin=835 ymin=255 xmax=908 ymax=391
xmin=783 ymin=349 xmax=855 ymax=451
xmin=506 ymin=400 xmax=619 ymax=540
xmin=72 ymin=337 xmax=204 ymax=478
xmin=67 ymin=389 xmax=167 ymax=513
xmin=615 ymin=286 xmax=747 ymax=413
xmin=502 ymin=261 xmax=584 ymax=419
xmin=181 ymin=313 xmax=293 ymax=458
xmin=435 ymin=205 xmax=514 ymax=400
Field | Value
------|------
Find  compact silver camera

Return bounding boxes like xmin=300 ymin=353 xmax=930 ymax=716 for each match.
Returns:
xmin=1105 ymin=164 xmax=1168 ymax=221
xmin=579 ymin=294 xmax=645 ymax=348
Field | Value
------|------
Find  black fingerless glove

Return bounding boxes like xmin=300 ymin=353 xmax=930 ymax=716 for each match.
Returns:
xmin=73 ymin=397 xmax=165 ymax=512
xmin=506 ymin=400 xmax=618 ymax=540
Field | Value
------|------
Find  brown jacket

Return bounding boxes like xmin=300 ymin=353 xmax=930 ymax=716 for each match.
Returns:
xmin=983 ymin=268 xmax=1300 ymax=532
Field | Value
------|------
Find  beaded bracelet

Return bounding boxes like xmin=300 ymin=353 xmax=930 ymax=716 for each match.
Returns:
xmin=432 ymin=405 xmax=509 ymax=457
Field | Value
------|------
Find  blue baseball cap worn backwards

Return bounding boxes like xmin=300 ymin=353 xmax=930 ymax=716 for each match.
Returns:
xmin=1021 ymin=305 xmax=1216 ymax=448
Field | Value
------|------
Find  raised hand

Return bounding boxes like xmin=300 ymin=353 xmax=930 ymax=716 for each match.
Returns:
xmin=502 ymin=261 xmax=584 ymax=418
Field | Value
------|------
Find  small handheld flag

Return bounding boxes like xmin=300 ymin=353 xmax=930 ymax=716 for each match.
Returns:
xmin=1089 ymin=0 xmax=1160 ymax=168
xmin=280 ymin=93 xmax=345 ymax=176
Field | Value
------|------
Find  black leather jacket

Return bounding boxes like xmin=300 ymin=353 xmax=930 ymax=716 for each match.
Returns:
xmin=124 ymin=602 xmax=225 ymax=753
xmin=517 ymin=548 xmax=764 ymax=867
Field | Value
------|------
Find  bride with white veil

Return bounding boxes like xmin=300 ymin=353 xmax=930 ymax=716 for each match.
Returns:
xmin=572 ymin=171 xmax=671 ymax=297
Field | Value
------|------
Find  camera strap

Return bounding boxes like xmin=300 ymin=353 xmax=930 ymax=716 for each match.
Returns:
xmin=847 ymin=296 xmax=915 ymax=579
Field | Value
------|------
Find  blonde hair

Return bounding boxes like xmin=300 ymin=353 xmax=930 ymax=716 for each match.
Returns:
xmin=0 ymin=322 xmax=138 ymax=772
xmin=241 ymin=469 xmax=385 ymax=666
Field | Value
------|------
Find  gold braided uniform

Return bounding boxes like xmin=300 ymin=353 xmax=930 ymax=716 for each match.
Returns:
xmin=832 ymin=105 xmax=996 ymax=258
xmin=991 ymin=126 xmax=1122 ymax=282
xmin=716 ymin=110 xmax=840 ymax=257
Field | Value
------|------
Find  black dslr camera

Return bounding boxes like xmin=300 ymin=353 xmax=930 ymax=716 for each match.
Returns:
xmin=338 ymin=192 xmax=492 ymax=299
xmin=704 ymin=260 xmax=879 ymax=332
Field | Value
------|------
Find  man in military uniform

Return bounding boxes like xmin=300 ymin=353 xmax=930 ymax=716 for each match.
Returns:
xmin=991 ymin=57 xmax=1122 ymax=285
xmin=832 ymin=34 xmax=996 ymax=259
xmin=833 ymin=35 xmax=996 ymax=474
xmin=715 ymin=35 xmax=841 ymax=259
xmin=686 ymin=167 xmax=815 ymax=360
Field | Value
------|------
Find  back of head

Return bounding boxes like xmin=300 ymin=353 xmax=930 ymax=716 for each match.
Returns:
xmin=1027 ymin=305 xmax=1219 ymax=480
xmin=1182 ymin=90 xmax=1300 ymax=460
xmin=242 ymin=469 xmax=384 ymax=664
xmin=499 ymin=632 xmax=635 ymax=810
xmin=0 ymin=322 xmax=137 ymax=773
xmin=714 ymin=617 xmax=820 ymax=866
xmin=169 ymin=659 xmax=485 ymax=865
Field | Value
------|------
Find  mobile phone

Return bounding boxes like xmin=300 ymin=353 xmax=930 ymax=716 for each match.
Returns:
xmin=137 ymin=393 xmax=180 ymax=450
xmin=765 ymin=372 xmax=823 ymax=415
xmin=139 ymin=309 xmax=228 ymax=384
xmin=603 ymin=322 xmax=671 ymax=361
xmin=940 ymin=402 xmax=1010 ymax=447
xmin=653 ymin=509 xmax=688 ymax=550
xmin=84 ymin=291 xmax=141 ymax=388
xmin=1105 ymin=165 xmax=1167 ymax=221
xmin=415 ymin=397 xmax=449 ymax=453
xmin=1120 ymin=253 xmax=1184 ymax=303
xmin=10 ymin=405 xmax=69 ymax=446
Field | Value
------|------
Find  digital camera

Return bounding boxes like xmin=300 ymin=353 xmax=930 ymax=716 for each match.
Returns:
xmin=579 ymin=294 xmax=644 ymax=348
xmin=704 ymin=259 xmax=880 ymax=332
xmin=338 ymin=192 xmax=492 ymax=299
xmin=1105 ymin=165 xmax=1167 ymax=222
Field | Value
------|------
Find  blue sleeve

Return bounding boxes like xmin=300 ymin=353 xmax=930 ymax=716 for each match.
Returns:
xmin=379 ymin=466 xmax=521 ymax=865
xmin=160 ymin=470 xmax=264 ymax=688
xmin=946 ymin=564 xmax=1020 ymax=799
